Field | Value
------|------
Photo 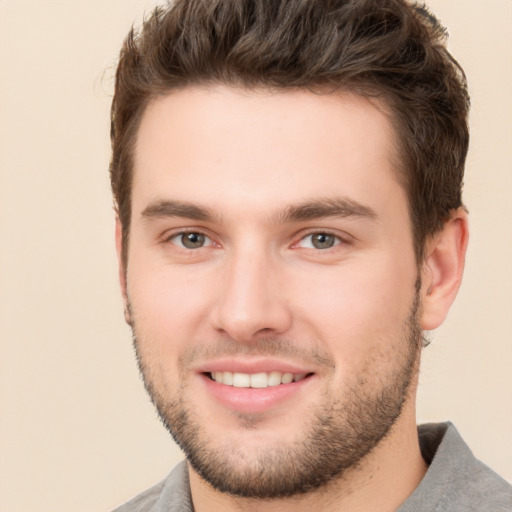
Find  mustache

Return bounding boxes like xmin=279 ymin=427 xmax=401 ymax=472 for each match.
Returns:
xmin=131 ymin=328 xmax=335 ymax=370
xmin=180 ymin=337 xmax=335 ymax=368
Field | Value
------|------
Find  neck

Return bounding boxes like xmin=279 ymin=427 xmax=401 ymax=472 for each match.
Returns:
xmin=188 ymin=400 xmax=427 ymax=512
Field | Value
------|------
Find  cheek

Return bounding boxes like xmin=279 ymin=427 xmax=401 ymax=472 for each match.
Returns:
xmin=126 ymin=260 xmax=214 ymax=362
xmin=293 ymin=257 xmax=417 ymax=357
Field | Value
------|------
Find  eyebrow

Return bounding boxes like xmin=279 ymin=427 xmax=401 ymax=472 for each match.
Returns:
xmin=140 ymin=197 xmax=377 ymax=224
xmin=276 ymin=197 xmax=378 ymax=224
xmin=141 ymin=200 xmax=220 ymax=223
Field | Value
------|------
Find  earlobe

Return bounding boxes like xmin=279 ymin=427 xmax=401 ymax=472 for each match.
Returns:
xmin=420 ymin=208 xmax=469 ymax=331
xmin=115 ymin=216 xmax=132 ymax=325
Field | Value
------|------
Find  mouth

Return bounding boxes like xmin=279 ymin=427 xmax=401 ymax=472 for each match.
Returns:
xmin=200 ymin=366 xmax=316 ymax=414
xmin=207 ymin=371 xmax=311 ymax=388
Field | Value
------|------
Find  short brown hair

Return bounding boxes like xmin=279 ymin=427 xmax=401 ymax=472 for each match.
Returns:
xmin=110 ymin=0 xmax=470 ymax=263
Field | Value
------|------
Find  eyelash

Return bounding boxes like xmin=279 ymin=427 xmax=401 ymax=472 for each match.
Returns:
xmin=163 ymin=229 xmax=348 ymax=252
xmin=294 ymin=231 xmax=345 ymax=250
xmin=165 ymin=230 xmax=216 ymax=249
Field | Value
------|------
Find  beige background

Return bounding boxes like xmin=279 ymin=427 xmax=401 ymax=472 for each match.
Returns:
xmin=0 ymin=1 xmax=510 ymax=510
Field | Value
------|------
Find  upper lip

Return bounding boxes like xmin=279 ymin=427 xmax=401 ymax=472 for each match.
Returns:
xmin=194 ymin=357 xmax=316 ymax=375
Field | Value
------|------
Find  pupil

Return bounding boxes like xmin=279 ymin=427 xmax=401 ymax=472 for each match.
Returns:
xmin=313 ymin=233 xmax=334 ymax=249
xmin=183 ymin=233 xmax=205 ymax=248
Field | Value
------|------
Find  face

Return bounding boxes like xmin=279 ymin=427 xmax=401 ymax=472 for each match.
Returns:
xmin=122 ymin=86 xmax=423 ymax=498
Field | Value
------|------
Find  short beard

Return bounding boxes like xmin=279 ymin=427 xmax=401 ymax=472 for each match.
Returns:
xmin=130 ymin=285 xmax=423 ymax=499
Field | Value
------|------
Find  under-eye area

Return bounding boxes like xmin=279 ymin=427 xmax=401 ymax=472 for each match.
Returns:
xmin=206 ymin=371 xmax=314 ymax=388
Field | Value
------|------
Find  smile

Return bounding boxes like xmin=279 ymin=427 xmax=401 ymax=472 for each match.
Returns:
xmin=209 ymin=371 xmax=309 ymax=388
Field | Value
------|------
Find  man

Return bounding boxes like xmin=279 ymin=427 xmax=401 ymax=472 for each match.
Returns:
xmin=109 ymin=0 xmax=512 ymax=510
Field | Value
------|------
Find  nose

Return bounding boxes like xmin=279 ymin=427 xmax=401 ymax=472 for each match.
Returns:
xmin=209 ymin=248 xmax=293 ymax=342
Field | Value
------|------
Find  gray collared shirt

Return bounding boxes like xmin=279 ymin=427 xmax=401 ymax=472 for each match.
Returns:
xmin=112 ymin=423 xmax=512 ymax=511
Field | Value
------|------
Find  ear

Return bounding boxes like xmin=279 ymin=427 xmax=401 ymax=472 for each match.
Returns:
xmin=115 ymin=216 xmax=132 ymax=325
xmin=420 ymin=208 xmax=469 ymax=330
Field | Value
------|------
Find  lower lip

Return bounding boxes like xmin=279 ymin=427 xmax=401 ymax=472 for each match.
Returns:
xmin=200 ymin=373 xmax=314 ymax=414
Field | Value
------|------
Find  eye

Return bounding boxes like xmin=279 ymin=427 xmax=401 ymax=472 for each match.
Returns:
xmin=169 ymin=231 xmax=212 ymax=249
xmin=298 ymin=232 xmax=341 ymax=250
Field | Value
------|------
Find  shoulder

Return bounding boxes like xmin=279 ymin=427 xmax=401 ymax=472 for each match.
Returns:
xmin=400 ymin=423 xmax=512 ymax=512
xmin=443 ymin=427 xmax=512 ymax=511
xmin=111 ymin=480 xmax=165 ymax=512
xmin=111 ymin=461 xmax=192 ymax=512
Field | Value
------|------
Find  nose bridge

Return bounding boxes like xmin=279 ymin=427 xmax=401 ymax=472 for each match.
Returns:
xmin=211 ymin=240 xmax=292 ymax=341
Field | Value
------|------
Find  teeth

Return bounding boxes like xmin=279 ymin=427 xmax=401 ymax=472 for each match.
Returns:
xmin=233 ymin=373 xmax=250 ymax=388
xmin=281 ymin=373 xmax=293 ymax=384
xmin=210 ymin=371 xmax=307 ymax=388
xmin=268 ymin=371 xmax=282 ymax=387
xmin=250 ymin=372 xmax=268 ymax=388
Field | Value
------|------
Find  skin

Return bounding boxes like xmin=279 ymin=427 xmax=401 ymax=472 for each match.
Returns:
xmin=117 ymin=85 xmax=468 ymax=512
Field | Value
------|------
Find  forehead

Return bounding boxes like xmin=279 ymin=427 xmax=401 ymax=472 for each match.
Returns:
xmin=132 ymin=85 xmax=405 ymax=220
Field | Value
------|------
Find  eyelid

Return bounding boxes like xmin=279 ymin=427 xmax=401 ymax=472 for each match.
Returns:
xmin=292 ymin=229 xmax=352 ymax=250
xmin=162 ymin=228 xmax=218 ymax=248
